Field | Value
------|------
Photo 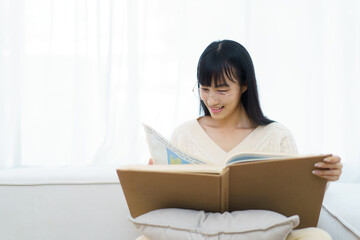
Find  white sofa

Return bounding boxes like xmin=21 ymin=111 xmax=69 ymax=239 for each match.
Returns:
xmin=318 ymin=182 xmax=360 ymax=240
xmin=0 ymin=167 xmax=139 ymax=240
xmin=0 ymin=166 xmax=359 ymax=240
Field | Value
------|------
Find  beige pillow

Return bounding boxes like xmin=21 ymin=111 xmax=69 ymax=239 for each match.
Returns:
xmin=129 ymin=208 xmax=299 ymax=240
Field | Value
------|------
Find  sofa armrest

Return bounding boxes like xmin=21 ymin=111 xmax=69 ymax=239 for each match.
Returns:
xmin=318 ymin=182 xmax=360 ymax=240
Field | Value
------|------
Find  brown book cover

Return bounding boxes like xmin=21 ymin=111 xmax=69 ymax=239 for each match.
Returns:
xmin=117 ymin=154 xmax=329 ymax=229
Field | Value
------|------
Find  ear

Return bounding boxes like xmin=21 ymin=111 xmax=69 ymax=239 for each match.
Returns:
xmin=240 ymin=85 xmax=248 ymax=94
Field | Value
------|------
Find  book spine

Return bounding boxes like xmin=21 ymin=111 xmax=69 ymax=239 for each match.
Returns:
xmin=220 ymin=168 xmax=230 ymax=212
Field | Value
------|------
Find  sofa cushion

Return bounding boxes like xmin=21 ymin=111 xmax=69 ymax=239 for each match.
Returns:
xmin=129 ymin=208 xmax=299 ymax=240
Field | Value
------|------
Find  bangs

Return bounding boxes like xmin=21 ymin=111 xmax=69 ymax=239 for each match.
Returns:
xmin=197 ymin=53 xmax=238 ymax=87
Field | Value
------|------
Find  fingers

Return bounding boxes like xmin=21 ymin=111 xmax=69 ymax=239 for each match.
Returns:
xmin=312 ymin=169 xmax=342 ymax=181
xmin=323 ymin=155 xmax=341 ymax=163
xmin=315 ymin=174 xmax=341 ymax=181
xmin=314 ymin=162 xmax=343 ymax=170
xmin=312 ymin=155 xmax=342 ymax=181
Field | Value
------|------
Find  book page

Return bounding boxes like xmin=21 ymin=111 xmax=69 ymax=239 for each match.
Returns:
xmin=224 ymin=152 xmax=294 ymax=166
xmin=143 ymin=124 xmax=206 ymax=165
xmin=119 ymin=164 xmax=222 ymax=174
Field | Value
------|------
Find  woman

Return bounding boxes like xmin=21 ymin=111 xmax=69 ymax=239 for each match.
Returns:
xmin=146 ymin=40 xmax=342 ymax=240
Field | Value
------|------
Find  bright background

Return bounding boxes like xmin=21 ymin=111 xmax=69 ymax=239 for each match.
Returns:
xmin=1 ymin=0 xmax=359 ymax=182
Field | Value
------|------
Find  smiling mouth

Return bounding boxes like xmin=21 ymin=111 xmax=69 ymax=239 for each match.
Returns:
xmin=210 ymin=106 xmax=224 ymax=113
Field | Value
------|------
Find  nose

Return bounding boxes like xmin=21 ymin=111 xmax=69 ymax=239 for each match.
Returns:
xmin=206 ymin=92 xmax=219 ymax=106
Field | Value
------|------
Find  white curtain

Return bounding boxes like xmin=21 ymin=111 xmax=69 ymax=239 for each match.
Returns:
xmin=1 ymin=0 xmax=359 ymax=182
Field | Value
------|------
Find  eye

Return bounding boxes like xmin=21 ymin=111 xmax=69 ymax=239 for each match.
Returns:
xmin=200 ymin=88 xmax=209 ymax=92
xmin=217 ymin=89 xmax=229 ymax=93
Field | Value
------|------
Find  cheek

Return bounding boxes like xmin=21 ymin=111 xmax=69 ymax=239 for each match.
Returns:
xmin=229 ymin=95 xmax=242 ymax=106
xmin=235 ymin=94 xmax=243 ymax=104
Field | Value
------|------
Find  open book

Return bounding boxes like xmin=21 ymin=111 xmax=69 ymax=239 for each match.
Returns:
xmin=117 ymin=124 xmax=330 ymax=229
xmin=143 ymin=124 xmax=292 ymax=166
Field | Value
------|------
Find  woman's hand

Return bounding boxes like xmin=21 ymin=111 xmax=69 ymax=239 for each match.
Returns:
xmin=312 ymin=155 xmax=342 ymax=181
xmin=148 ymin=158 xmax=153 ymax=165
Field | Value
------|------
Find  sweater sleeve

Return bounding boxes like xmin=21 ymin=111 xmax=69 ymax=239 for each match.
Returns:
xmin=170 ymin=123 xmax=190 ymax=153
xmin=280 ymin=134 xmax=298 ymax=154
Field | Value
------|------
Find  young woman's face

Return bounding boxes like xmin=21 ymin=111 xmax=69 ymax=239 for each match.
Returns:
xmin=200 ymin=76 xmax=245 ymax=121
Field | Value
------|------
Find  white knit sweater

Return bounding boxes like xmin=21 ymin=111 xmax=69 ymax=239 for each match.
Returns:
xmin=170 ymin=119 xmax=298 ymax=165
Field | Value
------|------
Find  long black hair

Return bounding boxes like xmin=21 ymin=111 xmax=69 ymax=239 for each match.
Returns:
xmin=197 ymin=40 xmax=273 ymax=126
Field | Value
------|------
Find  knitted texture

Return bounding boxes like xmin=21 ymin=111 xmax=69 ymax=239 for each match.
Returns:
xmin=171 ymin=119 xmax=298 ymax=165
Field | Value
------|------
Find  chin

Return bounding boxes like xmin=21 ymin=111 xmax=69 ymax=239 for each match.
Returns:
xmin=209 ymin=113 xmax=226 ymax=120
